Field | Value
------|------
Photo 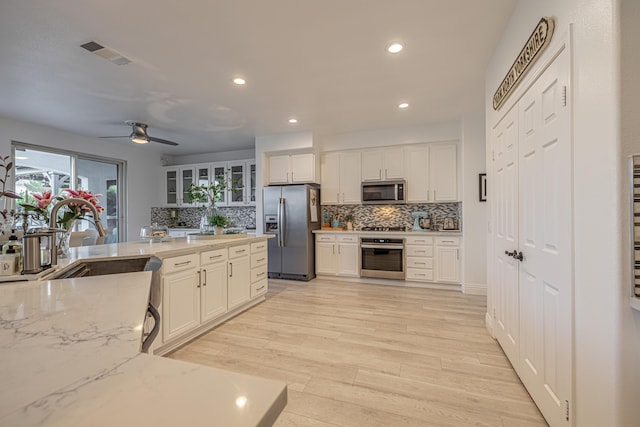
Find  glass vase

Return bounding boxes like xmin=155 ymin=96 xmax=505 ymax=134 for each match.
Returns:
xmin=57 ymin=221 xmax=75 ymax=258
xmin=200 ymin=204 xmax=219 ymax=235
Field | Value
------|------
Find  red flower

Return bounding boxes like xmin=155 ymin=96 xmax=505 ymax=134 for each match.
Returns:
xmin=32 ymin=190 xmax=54 ymax=210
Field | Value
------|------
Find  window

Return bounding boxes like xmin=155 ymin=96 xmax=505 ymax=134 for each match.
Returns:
xmin=13 ymin=143 xmax=126 ymax=243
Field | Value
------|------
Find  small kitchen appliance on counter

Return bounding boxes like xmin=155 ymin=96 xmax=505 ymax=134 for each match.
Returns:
xmin=443 ymin=217 xmax=457 ymax=230
xmin=411 ymin=211 xmax=430 ymax=231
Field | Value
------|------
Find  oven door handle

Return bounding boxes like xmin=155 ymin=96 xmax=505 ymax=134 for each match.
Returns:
xmin=361 ymin=244 xmax=404 ymax=250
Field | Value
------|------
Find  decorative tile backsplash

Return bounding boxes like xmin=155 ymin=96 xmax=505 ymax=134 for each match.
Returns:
xmin=321 ymin=203 xmax=461 ymax=231
xmin=151 ymin=206 xmax=256 ymax=229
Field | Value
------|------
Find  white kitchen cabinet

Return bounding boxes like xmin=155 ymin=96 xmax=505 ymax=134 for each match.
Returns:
xmin=403 ymin=143 xmax=458 ymax=203
xmin=247 ymin=161 xmax=257 ymax=205
xmin=405 ymin=235 xmax=434 ymax=282
xmin=162 ymin=253 xmax=200 ymax=341
xmin=361 ymin=147 xmax=404 ymax=181
xmin=320 ymin=151 xmax=361 ymax=205
xmin=227 ymin=161 xmax=247 ymax=206
xmin=228 ymin=244 xmax=250 ymax=310
xmin=269 ymin=153 xmax=315 ymax=184
xmin=163 ymin=166 xmax=197 ymax=207
xmin=429 ymin=144 xmax=458 ymax=202
xmin=315 ymin=234 xmax=359 ymax=277
xmin=250 ymin=241 xmax=268 ymax=298
xmin=435 ymin=236 xmax=460 ymax=283
xmin=200 ymin=248 xmax=228 ymax=322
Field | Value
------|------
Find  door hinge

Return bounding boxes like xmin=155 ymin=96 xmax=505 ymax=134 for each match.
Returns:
xmin=562 ymin=86 xmax=567 ymax=107
xmin=565 ymin=400 xmax=570 ymax=421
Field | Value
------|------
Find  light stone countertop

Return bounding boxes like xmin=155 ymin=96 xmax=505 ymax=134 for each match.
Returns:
xmin=0 ymin=234 xmax=286 ymax=427
xmin=313 ymin=228 xmax=462 ymax=237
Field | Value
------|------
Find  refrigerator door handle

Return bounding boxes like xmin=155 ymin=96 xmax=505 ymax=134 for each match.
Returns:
xmin=278 ymin=197 xmax=285 ymax=247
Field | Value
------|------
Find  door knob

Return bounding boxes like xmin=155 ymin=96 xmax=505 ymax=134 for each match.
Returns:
xmin=505 ymin=250 xmax=516 ymax=257
xmin=514 ymin=251 xmax=524 ymax=261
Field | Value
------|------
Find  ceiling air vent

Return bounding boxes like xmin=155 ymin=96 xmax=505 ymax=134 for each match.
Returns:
xmin=80 ymin=41 xmax=132 ymax=66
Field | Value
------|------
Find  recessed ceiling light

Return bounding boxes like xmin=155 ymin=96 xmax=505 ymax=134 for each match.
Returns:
xmin=398 ymin=102 xmax=409 ymax=109
xmin=15 ymin=156 xmax=28 ymax=160
xmin=386 ymin=42 xmax=404 ymax=54
xmin=288 ymin=118 xmax=298 ymax=124
xmin=233 ymin=77 xmax=246 ymax=85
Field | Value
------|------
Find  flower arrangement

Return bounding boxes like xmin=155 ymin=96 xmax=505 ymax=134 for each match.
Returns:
xmin=20 ymin=189 xmax=104 ymax=230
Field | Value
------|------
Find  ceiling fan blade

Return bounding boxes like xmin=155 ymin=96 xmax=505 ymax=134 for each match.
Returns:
xmin=100 ymin=136 xmax=129 ymax=139
xmin=148 ymin=136 xmax=179 ymax=146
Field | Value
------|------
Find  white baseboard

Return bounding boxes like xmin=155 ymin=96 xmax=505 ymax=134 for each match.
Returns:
xmin=463 ymin=282 xmax=487 ymax=295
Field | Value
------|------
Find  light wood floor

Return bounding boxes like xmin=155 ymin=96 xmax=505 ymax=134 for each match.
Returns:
xmin=168 ymin=278 xmax=547 ymax=427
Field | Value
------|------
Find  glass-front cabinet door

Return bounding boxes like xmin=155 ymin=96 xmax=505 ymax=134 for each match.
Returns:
xmin=196 ymin=165 xmax=210 ymax=187
xmin=228 ymin=161 xmax=246 ymax=206
xmin=180 ymin=167 xmax=195 ymax=206
xmin=211 ymin=163 xmax=227 ymax=206
xmin=248 ymin=161 xmax=256 ymax=205
xmin=165 ymin=168 xmax=178 ymax=206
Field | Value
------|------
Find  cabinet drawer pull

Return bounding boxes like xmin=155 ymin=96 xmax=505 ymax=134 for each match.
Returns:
xmin=257 ymin=257 xmax=265 ymax=263
xmin=174 ymin=260 xmax=192 ymax=267
xmin=415 ymin=262 xmax=426 ymax=265
xmin=442 ymin=240 xmax=455 ymax=244
xmin=202 ymin=269 xmax=207 ymax=286
xmin=234 ymin=249 xmax=247 ymax=254
xmin=416 ymin=273 xmax=426 ymax=277
xmin=415 ymin=250 xmax=426 ymax=254
xmin=209 ymin=254 xmax=223 ymax=260
xmin=256 ymin=245 xmax=265 ymax=250
xmin=197 ymin=270 xmax=201 ymax=288
xmin=257 ymin=272 xmax=266 ymax=277
xmin=256 ymin=285 xmax=265 ymax=291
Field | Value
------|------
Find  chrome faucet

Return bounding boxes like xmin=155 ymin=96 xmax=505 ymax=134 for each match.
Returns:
xmin=49 ymin=198 xmax=106 ymax=238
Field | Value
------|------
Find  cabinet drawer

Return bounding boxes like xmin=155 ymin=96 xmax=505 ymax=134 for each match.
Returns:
xmin=251 ymin=278 xmax=268 ymax=298
xmin=251 ymin=241 xmax=267 ymax=254
xmin=406 ymin=268 xmax=434 ymax=282
xmin=406 ymin=245 xmax=434 ymax=257
xmin=406 ymin=257 xmax=433 ymax=269
xmin=251 ymin=265 xmax=268 ymax=283
xmin=200 ymin=248 xmax=227 ymax=265
xmin=315 ymin=234 xmax=335 ymax=243
xmin=229 ymin=244 xmax=250 ymax=259
xmin=337 ymin=234 xmax=358 ymax=243
xmin=251 ymin=253 xmax=267 ymax=269
xmin=162 ymin=253 xmax=198 ymax=274
xmin=436 ymin=236 xmax=460 ymax=246
xmin=405 ymin=235 xmax=434 ymax=245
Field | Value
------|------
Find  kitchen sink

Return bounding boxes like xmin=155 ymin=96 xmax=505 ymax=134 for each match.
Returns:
xmin=51 ymin=256 xmax=154 ymax=279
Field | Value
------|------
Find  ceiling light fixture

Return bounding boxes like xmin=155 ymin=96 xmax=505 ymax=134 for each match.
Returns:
xmin=130 ymin=134 xmax=149 ymax=144
xmin=233 ymin=77 xmax=246 ymax=85
xmin=288 ymin=118 xmax=298 ymax=124
xmin=398 ymin=102 xmax=409 ymax=109
xmin=386 ymin=42 xmax=404 ymax=54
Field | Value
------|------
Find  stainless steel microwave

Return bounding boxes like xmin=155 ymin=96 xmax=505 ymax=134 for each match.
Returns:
xmin=361 ymin=180 xmax=406 ymax=204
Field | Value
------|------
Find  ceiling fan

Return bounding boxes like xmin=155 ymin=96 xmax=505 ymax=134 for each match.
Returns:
xmin=101 ymin=121 xmax=179 ymax=146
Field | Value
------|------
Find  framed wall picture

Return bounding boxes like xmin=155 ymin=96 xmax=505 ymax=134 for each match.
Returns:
xmin=479 ymin=173 xmax=487 ymax=202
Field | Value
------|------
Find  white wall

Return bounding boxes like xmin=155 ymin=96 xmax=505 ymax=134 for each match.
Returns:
xmin=620 ymin=0 xmax=640 ymax=425
xmin=167 ymin=148 xmax=256 ymax=166
xmin=0 ymin=115 xmax=163 ymax=241
xmin=485 ymin=1 xmax=624 ymax=425
xmin=461 ymin=113 xmax=487 ymax=293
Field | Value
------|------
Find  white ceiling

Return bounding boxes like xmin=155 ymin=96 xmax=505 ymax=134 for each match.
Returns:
xmin=0 ymin=0 xmax=516 ymax=155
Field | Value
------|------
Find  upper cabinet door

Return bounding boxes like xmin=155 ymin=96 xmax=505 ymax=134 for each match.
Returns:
xmin=340 ymin=151 xmax=362 ymax=204
xmin=290 ymin=153 xmax=315 ymax=183
xmin=269 ymin=156 xmax=290 ymax=184
xmin=320 ymin=153 xmax=340 ymax=205
xmin=164 ymin=167 xmax=179 ymax=206
xmin=211 ymin=163 xmax=228 ymax=206
xmin=361 ymin=148 xmax=404 ymax=181
xmin=404 ymin=145 xmax=429 ymax=203
xmin=429 ymin=144 xmax=458 ymax=202
xmin=180 ymin=166 xmax=196 ymax=206
xmin=227 ymin=162 xmax=246 ymax=206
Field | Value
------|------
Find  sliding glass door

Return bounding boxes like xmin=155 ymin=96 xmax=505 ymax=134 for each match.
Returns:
xmin=13 ymin=144 xmax=125 ymax=243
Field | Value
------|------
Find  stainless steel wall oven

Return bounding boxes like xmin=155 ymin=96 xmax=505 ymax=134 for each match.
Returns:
xmin=360 ymin=237 xmax=405 ymax=279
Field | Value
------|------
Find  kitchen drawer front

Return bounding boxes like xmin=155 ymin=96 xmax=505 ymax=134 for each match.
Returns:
xmin=406 ymin=268 xmax=434 ymax=282
xmin=250 ymin=241 xmax=267 ymax=254
xmin=200 ymin=248 xmax=227 ymax=265
xmin=436 ymin=236 xmax=460 ymax=246
xmin=406 ymin=256 xmax=433 ymax=269
xmin=315 ymin=234 xmax=336 ymax=243
xmin=229 ymin=244 xmax=250 ymax=259
xmin=251 ymin=252 xmax=267 ymax=269
xmin=162 ymin=253 xmax=199 ymax=274
xmin=251 ymin=278 xmax=268 ymax=298
xmin=251 ymin=265 xmax=268 ymax=283
xmin=406 ymin=245 xmax=434 ymax=257
xmin=337 ymin=234 xmax=358 ymax=243
xmin=405 ymin=235 xmax=434 ymax=245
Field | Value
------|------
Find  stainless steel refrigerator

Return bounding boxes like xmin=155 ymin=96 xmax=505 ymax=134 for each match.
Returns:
xmin=263 ymin=184 xmax=320 ymax=281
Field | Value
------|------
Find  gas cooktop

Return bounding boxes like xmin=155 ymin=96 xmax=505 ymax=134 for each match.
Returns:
xmin=360 ymin=226 xmax=406 ymax=232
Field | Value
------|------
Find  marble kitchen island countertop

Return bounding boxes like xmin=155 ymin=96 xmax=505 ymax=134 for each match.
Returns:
xmin=0 ymin=268 xmax=286 ymax=427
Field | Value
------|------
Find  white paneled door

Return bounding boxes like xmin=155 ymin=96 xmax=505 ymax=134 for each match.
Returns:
xmin=492 ymin=45 xmax=572 ymax=427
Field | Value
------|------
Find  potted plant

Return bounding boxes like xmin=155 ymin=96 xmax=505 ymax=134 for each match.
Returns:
xmin=207 ymin=214 xmax=228 ymax=235
xmin=343 ymin=213 xmax=355 ymax=230
xmin=186 ymin=172 xmax=231 ymax=234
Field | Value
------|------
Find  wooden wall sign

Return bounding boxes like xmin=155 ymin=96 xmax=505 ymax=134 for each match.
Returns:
xmin=493 ymin=17 xmax=555 ymax=110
